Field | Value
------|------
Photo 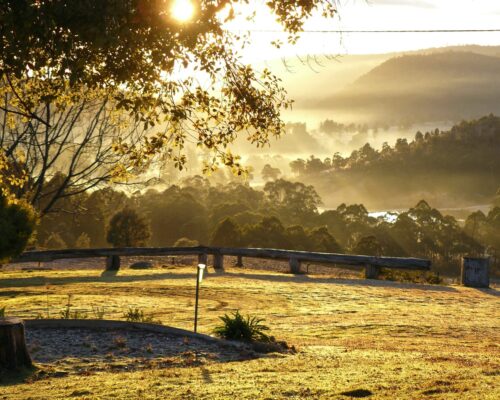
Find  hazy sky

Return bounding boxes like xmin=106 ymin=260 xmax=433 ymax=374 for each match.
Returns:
xmin=225 ymin=0 xmax=500 ymax=59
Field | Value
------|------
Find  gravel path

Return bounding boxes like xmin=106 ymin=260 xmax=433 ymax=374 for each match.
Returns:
xmin=25 ymin=327 xmax=248 ymax=374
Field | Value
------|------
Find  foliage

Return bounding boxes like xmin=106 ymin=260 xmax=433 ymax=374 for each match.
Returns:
xmin=106 ymin=207 xmax=150 ymax=247
xmin=44 ymin=232 xmax=67 ymax=250
xmin=0 ymin=193 xmax=37 ymax=262
xmin=263 ymin=179 xmax=322 ymax=224
xmin=0 ymin=306 xmax=5 ymax=318
xmin=122 ymin=307 xmax=160 ymax=324
xmin=75 ymin=233 xmax=91 ymax=249
xmin=91 ymin=306 xmax=106 ymax=320
xmin=34 ymin=175 xmax=499 ymax=276
xmin=353 ymin=235 xmax=382 ymax=256
xmin=0 ymin=0 xmax=336 ymax=174
xmin=291 ymin=116 xmax=500 ymax=209
xmin=380 ymin=269 xmax=443 ymax=285
xmin=60 ymin=295 xmax=87 ymax=319
xmin=261 ymin=164 xmax=281 ymax=181
xmin=0 ymin=89 xmax=151 ymax=214
xmin=213 ymin=310 xmax=271 ymax=342
xmin=211 ymin=218 xmax=241 ymax=247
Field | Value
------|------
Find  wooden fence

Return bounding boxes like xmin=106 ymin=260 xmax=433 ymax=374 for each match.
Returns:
xmin=14 ymin=246 xmax=431 ymax=279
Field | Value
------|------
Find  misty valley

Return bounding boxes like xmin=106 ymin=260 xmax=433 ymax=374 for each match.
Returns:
xmin=1 ymin=3 xmax=499 ymax=399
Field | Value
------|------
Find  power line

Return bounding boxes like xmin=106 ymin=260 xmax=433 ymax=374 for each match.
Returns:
xmin=234 ymin=28 xmax=500 ymax=34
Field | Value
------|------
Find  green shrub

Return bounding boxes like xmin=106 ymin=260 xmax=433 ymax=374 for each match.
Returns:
xmin=107 ymin=207 xmax=150 ymax=247
xmin=75 ymin=232 xmax=91 ymax=249
xmin=0 ymin=194 xmax=37 ymax=262
xmin=60 ymin=294 xmax=87 ymax=319
xmin=122 ymin=307 xmax=161 ymax=324
xmin=44 ymin=232 xmax=67 ymax=249
xmin=380 ymin=269 xmax=443 ymax=285
xmin=213 ymin=310 xmax=271 ymax=342
xmin=91 ymin=306 xmax=106 ymax=319
xmin=0 ymin=306 xmax=5 ymax=318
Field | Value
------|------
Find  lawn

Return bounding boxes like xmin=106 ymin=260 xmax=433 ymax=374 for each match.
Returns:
xmin=1 ymin=265 xmax=499 ymax=399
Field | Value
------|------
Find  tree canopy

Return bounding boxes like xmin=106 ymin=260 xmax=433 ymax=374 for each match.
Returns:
xmin=0 ymin=0 xmax=337 ymax=174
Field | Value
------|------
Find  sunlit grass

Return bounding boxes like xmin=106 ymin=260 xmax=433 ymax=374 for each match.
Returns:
xmin=1 ymin=265 xmax=499 ymax=399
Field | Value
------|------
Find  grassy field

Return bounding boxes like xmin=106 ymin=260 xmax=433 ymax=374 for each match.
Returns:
xmin=1 ymin=265 xmax=499 ymax=399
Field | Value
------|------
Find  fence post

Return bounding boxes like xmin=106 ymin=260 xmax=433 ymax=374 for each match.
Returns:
xmin=198 ymin=252 xmax=208 ymax=266
xmin=364 ymin=264 xmax=380 ymax=279
xmin=235 ymin=255 xmax=243 ymax=267
xmin=106 ymin=255 xmax=120 ymax=271
xmin=213 ymin=252 xmax=224 ymax=271
xmin=289 ymin=257 xmax=301 ymax=274
xmin=461 ymin=257 xmax=489 ymax=288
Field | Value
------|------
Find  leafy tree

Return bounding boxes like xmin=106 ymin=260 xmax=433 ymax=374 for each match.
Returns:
xmin=263 ymin=179 xmax=321 ymax=224
xmin=44 ymin=232 xmax=67 ymax=250
xmin=211 ymin=218 xmax=241 ymax=247
xmin=209 ymin=202 xmax=250 ymax=227
xmin=0 ymin=91 xmax=150 ymax=214
xmin=0 ymin=0 xmax=336 ymax=174
xmin=307 ymin=226 xmax=342 ymax=253
xmin=242 ymin=216 xmax=291 ymax=249
xmin=106 ymin=207 xmax=150 ymax=247
xmin=353 ymin=235 xmax=382 ymax=256
xmin=285 ymin=225 xmax=310 ymax=251
xmin=261 ymin=164 xmax=281 ymax=181
xmin=75 ymin=233 xmax=91 ymax=249
xmin=288 ymin=115 xmax=500 ymax=208
xmin=0 ymin=194 xmax=36 ymax=262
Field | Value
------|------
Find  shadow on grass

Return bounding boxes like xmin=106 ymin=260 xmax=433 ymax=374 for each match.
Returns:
xmin=472 ymin=287 xmax=500 ymax=297
xmin=0 ymin=367 xmax=37 ymax=387
xmin=0 ymin=269 xmax=462 ymax=293
xmin=0 ymin=271 xmax=196 ymax=288
xmin=222 ymin=271 xmax=460 ymax=292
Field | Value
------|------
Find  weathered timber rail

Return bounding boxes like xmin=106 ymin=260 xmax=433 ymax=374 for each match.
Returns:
xmin=14 ymin=246 xmax=431 ymax=279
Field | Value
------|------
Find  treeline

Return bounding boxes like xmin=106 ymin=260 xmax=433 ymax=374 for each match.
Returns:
xmin=291 ymin=115 xmax=500 ymax=208
xmin=35 ymin=177 xmax=499 ymax=277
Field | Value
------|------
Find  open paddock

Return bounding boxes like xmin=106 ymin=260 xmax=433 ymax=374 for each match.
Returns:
xmin=0 ymin=264 xmax=499 ymax=399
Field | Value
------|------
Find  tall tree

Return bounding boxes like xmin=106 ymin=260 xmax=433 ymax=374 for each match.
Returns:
xmin=0 ymin=91 xmax=148 ymax=214
xmin=0 ymin=0 xmax=337 ymax=174
xmin=106 ymin=207 xmax=150 ymax=247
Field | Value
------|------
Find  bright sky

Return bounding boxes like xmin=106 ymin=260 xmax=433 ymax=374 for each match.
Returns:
xmin=222 ymin=0 xmax=500 ymax=59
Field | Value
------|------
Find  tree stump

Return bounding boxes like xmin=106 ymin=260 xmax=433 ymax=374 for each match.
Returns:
xmin=0 ymin=318 xmax=32 ymax=370
xmin=461 ymin=257 xmax=489 ymax=288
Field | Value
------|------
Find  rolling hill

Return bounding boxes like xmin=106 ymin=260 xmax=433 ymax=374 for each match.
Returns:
xmin=303 ymin=50 xmax=500 ymax=123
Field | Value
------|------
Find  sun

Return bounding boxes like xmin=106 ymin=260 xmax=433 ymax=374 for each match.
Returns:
xmin=171 ymin=0 xmax=195 ymax=22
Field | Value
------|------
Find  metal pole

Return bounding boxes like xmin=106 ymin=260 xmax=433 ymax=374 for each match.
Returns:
xmin=194 ymin=266 xmax=200 ymax=333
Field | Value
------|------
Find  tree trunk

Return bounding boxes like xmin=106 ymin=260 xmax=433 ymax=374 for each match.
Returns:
xmin=0 ymin=318 xmax=33 ymax=370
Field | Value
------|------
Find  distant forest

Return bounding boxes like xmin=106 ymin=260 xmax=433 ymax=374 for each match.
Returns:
xmin=36 ymin=177 xmax=499 ymax=278
xmin=291 ymin=115 xmax=500 ymax=209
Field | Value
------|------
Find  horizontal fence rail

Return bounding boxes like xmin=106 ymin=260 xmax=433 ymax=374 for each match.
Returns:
xmin=13 ymin=246 xmax=431 ymax=279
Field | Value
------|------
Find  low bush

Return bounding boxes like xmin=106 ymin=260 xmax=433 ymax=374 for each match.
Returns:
xmin=213 ymin=310 xmax=270 ymax=342
xmin=122 ymin=307 xmax=161 ymax=324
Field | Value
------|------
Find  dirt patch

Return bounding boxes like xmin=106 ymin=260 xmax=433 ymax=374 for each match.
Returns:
xmin=25 ymin=326 xmax=250 ymax=374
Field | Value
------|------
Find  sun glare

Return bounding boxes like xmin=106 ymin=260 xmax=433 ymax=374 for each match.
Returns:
xmin=171 ymin=0 xmax=195 ymax=22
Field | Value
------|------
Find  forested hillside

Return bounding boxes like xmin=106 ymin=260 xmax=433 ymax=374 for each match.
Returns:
xmin=291 ymin=115 xmax=500 ymax=209
xmin=311 ymin=52 xmax=500 ymax=123
xmin=33 ymin=180 xmax=499 ymax=277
